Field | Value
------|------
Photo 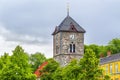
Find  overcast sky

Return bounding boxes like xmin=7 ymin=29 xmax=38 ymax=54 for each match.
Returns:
xmin=0 ymin=0 xmax=120 ymax=58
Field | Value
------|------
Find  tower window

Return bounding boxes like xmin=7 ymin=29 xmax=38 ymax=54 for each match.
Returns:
xmin=70 ymin=44 xmax=72 ymax=53
xmin=73 ymin=44 xmax=75 ymax=52
xmin=69 ymin=44 xmax=75 ymax=53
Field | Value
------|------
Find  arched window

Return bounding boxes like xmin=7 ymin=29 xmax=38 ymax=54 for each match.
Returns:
xmin=73 ymin=44 xmax=75 ymax=53
xmin=69 ymin=43 xmax=75 ymax=53
xmin=70 ymin=44 xmax=72 ymax=53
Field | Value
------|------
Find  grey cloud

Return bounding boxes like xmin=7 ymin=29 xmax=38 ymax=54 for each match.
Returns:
xmin=0 ymin=26 xmax=51 ymax=45
xmin=0 ymin=0 xmax=55 ymax=39
xmin=0 ymin=0 xmax=120 ymax=45
xmin=5 ymin=34 xmax=50 ymax=45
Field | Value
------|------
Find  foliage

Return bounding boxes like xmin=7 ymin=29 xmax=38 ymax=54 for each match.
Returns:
xmin=62 ymin=59 xmax=81 ymax=80
xmin=40 ymin=58 xmax=59 ymax=80
xmin=104 ymin=74 xmax=111 ymax=80
xmin=78 ymin=49 xmax=103 ymax=80
xmin=52 ymin=67 xmax=63 ymax=80
xmin=0 ymin=53 xmax=10 ymax=70
xmin=29 ymin=52 xmax=46 ymax=72
xmin=85 ymin=38 xmax=120 ymax=58
xmin=85 ymin=44 xmax=101 ymax=58
xmin=107 ymin=38 xmax=120 ymax=54
xmin=0 ymin=53 xmax=11 ymax=78
xmin=40 ymin=49 xmax=109 ymax=80
xmin=0 ymin=45 xmax=36 ymax=80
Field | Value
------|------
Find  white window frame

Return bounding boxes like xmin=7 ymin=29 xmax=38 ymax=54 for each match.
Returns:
xmin=115 ymin=63 xmax=118 ymax=73
xmin=110 ymin=64 xmax=112 ymax=74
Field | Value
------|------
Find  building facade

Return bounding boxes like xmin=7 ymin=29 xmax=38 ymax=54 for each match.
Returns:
xmin=52 ymin=15 xmax=86 ymax=66
xmin=100 ymin=52 xmax=120 ymax=80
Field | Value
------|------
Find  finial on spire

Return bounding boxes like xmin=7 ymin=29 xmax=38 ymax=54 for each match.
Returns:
xmin=67 ymin=2 xmax=69 ymax=16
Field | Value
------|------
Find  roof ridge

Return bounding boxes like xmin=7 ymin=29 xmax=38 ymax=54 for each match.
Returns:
xmin=52 ymin=15 xmax=86 ymax=35
xmin=100 ymin=53 xmax=120 ymax=64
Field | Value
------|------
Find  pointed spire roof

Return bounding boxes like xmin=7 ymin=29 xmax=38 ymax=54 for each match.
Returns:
xmin=52 ymin=15 xmax=86 ymax=35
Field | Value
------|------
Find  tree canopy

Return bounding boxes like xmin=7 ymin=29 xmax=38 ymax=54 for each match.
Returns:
xmin=40 ymin=49 xmax=110 ymax=80
xmin=85 ymin=38 xmax=120 ymax=58
xmin=40 ymin=58 xmax=59 ymax=80
xmin=107 ymin=38 xmax=120 ymax=54
xmin=0 ymin=46 xmax=36 ymax=80
xmin=29 ymin=52 xmax=46 ymax=72
xmin=78 ymin=49 xmax=103 ymax=80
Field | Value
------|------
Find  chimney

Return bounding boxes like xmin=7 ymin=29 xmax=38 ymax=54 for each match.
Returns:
xmin=107 ymin=51 xmax=111 ymax=57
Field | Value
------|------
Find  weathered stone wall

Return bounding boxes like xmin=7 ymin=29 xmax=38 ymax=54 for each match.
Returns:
xmin=54 ymin=54 xmax=83 ymax=66
xmin=53 ymin=32 xmax=61 ymax=56
xmin=53 ymin=32 xmax=84 ymax=66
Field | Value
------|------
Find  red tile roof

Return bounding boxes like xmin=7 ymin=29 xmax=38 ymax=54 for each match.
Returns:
xmin=34 ymin=62 xmax=48 ymax=78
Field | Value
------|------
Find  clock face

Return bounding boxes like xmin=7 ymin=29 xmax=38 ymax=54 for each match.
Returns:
xmin=70 ymin=34 xmax=75 ymax=40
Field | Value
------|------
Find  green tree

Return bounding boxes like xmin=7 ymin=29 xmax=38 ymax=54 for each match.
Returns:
xmin=107 ymin=38 xmax=120 ymax=54
xmin=52 ymin=67 xmax=63 ymax=80
xmin=61 ymin=59 xmax=81 ymax=80
xmin=85 ymin=44 xmax=108 ymax=58
xmin=40 ymin=49 xmax=110 ymax=80
xmin=40 ymin=58 xmax=59 ymax=80
xmin=0 ymin=53 xmax=10 ymax=70
xmin=85 ymin=44 xmax=101 ymax=58
xmin=79 ymin=49 xmax=110 ymax=80
xmin=0 ymin=46 xmax=36 ymax=80
xmin=53 ymin=49 xmax=109 ymax=80
xmin=85 ymin=38 xmax=120 ymax=57
xmin=29 ymin=52 xmax=46 ymax=72
xmin=0 ymin=53 xmax=11 ymax=78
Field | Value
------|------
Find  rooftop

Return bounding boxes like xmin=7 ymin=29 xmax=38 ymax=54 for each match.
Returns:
xmin=100 ymin=53 xmax=120 ymax=65
xmin=34 ymin=62 xmax=48 ymax=78
xmin=52 ymin=15 xmax=86 ymax=35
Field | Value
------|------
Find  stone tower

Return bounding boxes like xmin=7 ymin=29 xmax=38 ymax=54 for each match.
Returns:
xmin=52 ymin=15 xmax=86 ymax=66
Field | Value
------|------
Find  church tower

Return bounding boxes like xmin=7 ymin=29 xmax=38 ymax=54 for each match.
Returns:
xmin=52 ymin=13 xmax=86 ymax=66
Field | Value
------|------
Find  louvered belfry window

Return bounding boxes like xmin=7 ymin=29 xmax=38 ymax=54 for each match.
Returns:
xmin=70 ymin=44 xmax=75 ymax=53
xmin=70 ymin=44 xmax=72 ymax=52
xmin=73 ymin=44 xmax=75 ymax=52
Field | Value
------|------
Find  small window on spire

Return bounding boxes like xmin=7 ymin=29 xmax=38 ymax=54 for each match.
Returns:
xmin=69 ymin=22 xmax=77 ymax=31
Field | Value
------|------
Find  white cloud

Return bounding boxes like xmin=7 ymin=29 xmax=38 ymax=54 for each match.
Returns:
xmin=22 ymin=43 xmax=53 ymax=58
xmin=0 ymin=24 xmax=53 ymax=58
xmin=0 ymin=0 xmax=120 ymax=57
xmin=0 ymin=23 xmax=49 ymax=45
xmin=0 ymin=34 xmax=18 ymax=56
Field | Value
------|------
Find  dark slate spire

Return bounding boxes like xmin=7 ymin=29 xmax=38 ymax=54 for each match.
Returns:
xmin=52 ymin=15 xmax=86 ymax=35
